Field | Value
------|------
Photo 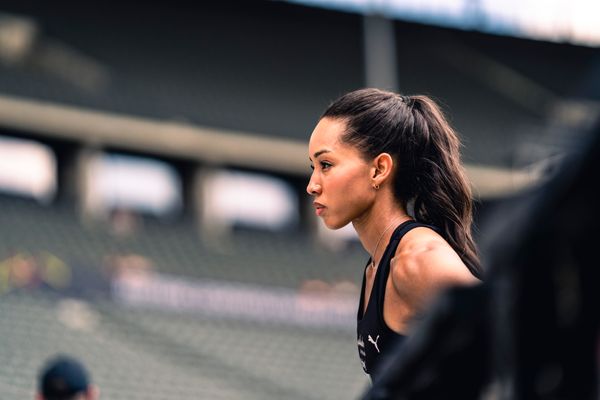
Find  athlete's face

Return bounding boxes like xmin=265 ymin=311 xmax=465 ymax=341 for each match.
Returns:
xmin=306 ymin=118 xmax=375 ymax=229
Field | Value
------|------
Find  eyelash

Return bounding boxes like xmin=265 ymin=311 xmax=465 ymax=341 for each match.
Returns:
xmin=309 ymin=161 xmax=332 ymax=171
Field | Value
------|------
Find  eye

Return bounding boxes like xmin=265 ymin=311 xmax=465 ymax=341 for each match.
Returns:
xmin=309 ymin=163 xmax=314 ymax=171
xmin=320 ymin=161 xmax=332 ymax=170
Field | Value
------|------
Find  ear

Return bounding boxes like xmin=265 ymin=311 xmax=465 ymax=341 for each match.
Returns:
xmin=371 ymin=153 xmax=394 ymax=188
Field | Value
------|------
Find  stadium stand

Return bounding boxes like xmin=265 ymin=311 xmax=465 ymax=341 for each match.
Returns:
xmin=0 ymin=195 xmax=370 ymax=399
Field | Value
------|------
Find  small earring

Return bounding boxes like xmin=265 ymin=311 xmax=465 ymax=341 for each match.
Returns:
xmin=373 ymin=184 xmax=380 ymax=190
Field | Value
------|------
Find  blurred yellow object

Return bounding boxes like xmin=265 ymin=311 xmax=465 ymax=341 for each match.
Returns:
xmin=41 ymin=252 xmax=71 ymax=289
xmin=0 ymin=251 xmax=71 ymax=294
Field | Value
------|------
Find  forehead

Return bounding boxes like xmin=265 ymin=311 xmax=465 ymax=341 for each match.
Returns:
xmin=308 ymin=118 xmax=348 ymax=155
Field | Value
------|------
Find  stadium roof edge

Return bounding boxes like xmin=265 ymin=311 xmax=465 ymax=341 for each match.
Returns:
xmin=0 ymin=93 xmax=540 ymax=198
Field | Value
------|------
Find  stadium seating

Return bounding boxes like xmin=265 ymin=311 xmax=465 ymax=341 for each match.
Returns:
xmin=0 ymin=195 xmax=370 ymax=399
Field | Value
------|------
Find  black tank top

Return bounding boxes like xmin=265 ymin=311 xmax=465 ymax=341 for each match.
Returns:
xmin=357 ymin=220 xmax=433 ymax=377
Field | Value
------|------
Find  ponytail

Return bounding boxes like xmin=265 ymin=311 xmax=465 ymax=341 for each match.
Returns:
xmin=408 ymin=96 xmax=482 ymax=279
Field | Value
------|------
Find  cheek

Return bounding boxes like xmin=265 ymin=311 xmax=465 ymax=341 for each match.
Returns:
xmin=325 ymin=170 xmax=373 ymax=224
xmin=342 ymin=184 xmax=372 ymax=215
xmin=334 ymin=169 xmax=371 ymax=196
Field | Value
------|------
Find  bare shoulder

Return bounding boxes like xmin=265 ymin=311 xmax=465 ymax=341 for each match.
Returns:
xmin=390 ymin=227 xmax=479 ymax=305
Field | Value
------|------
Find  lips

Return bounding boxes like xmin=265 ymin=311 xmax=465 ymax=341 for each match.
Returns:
xmin=313 ymin=202 xmax=325 ymax=216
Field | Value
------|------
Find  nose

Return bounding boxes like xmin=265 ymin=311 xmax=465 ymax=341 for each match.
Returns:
xmin=306 ymin=175 xmax=322 ymax=196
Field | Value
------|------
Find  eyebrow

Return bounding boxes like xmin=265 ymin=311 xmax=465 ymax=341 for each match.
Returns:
xmin=311 ymin=149 xmax=331 ymax=160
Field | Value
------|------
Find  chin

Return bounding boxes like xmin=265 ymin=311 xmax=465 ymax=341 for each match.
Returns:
xmin=323 ymin=217 xmax=349 ymax=230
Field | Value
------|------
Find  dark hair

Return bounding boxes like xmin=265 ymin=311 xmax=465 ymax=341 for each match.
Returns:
xmin=39 ymin=355 xmax=90 ymax=400
xmin=322 ymin=88 xmax=482 ymax=279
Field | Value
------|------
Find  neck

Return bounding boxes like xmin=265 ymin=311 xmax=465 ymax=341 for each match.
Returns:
xmin=352 ymin=204 xmax=411 ymax=266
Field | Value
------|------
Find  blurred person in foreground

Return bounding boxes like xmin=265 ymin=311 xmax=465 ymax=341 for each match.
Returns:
xmin=37 ymin=355 xmax=99 ymax=400
xmin=306 ymin=88 xmax=482 ymax=380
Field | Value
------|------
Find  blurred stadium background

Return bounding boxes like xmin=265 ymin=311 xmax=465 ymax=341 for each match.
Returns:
xmin=0 ymin=1 xmax=598 ymax=399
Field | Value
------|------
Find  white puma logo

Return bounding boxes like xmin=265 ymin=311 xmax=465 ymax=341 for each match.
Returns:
xmin=368 ymin=334 xmax=380 ymax=353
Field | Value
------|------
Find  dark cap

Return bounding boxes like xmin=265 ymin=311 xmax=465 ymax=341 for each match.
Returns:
xmin=39 ymin=355 xmax=90 ymax=399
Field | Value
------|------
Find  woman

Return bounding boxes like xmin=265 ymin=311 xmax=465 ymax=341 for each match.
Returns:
xmin=306 ymin=88 xmax=482 ymax=378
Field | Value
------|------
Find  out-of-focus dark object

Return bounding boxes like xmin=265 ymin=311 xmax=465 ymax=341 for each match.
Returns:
xmin=363 ymin=283 xmax=491 ymax=399
xmin=363 ymin=118 xmax=600 ymax=399
xmin=38 ymin=354 xmax=92 ymax=400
